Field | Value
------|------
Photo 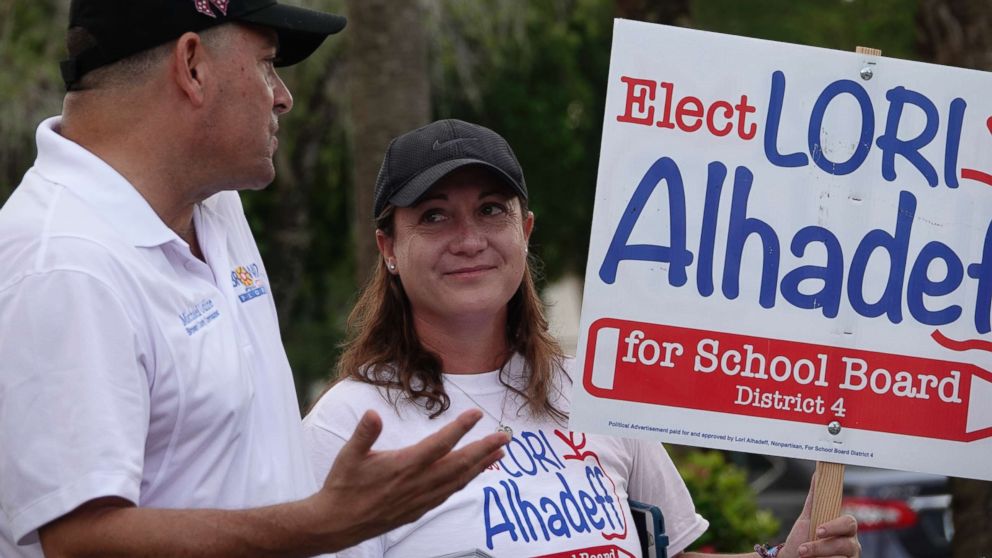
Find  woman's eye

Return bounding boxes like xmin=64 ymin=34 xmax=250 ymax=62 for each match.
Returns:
xmin=420 ymin=209 xmax=446 ymax=224
xmin=481 ymin=203 xmax=507 ymax=216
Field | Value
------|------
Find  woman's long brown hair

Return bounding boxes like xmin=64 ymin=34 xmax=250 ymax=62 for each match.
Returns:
xmin=326 ymin=201 xmax=569 ymax=422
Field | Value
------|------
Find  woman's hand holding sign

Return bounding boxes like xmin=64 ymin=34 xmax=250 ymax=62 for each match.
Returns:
xmin=679 ymin=474 xmax=860 ymax=558
xmin=779 ymin=476 xmax=861 ymax=558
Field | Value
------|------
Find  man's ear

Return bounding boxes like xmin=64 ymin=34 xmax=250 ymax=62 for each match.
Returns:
xmin=172 ymin=31 xmax=208 ymax=107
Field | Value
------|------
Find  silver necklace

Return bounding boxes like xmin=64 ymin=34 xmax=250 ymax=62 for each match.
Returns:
xmin=445 ymin=377 xmax=514 ymax=438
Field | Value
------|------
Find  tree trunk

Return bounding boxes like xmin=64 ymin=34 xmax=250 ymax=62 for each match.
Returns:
xmin=346 ymin=0 xmax=431 ymax=286
xmin=917 ymin=0 xmax=992 ymax=70
xmin=949 ymin=477 xmax=992 ymax=556
xmin=916 ymin=3 xmax=992 ymax=557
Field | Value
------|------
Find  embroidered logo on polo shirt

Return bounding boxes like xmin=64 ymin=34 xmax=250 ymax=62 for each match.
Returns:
xmin=231 ymin=263 xmax=268 ymax=303
xmin=179 ymin=297 xmax=221 ymax=336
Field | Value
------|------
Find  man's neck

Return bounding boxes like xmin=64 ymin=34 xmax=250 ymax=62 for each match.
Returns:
xmin=62 ymin=99 xmax=208 ymax=261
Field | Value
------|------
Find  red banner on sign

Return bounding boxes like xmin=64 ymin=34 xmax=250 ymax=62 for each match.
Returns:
xmin=535 ymin=544 xmax=636 ymax=558
xmin=582 ymin=318 xmax=992 ymax=443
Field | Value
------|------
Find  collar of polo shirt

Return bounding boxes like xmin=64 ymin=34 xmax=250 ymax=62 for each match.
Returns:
xmin=33 ymin=117 xmax=182 ymax=249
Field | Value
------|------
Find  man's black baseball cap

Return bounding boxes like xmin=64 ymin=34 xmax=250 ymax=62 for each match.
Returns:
xmin=61 ymin=0 xmax=346 ymax=90
xmin=373 ymin=119 xmax=528 ymax=218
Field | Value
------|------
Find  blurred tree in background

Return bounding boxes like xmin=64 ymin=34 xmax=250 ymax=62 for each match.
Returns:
xmin=916 ymin=2 xmax=992 ymax=555
xmin=0 ymin=0 xmax=65 ymax=200
xmin=347 ymin=0 xmax=430 ymax=283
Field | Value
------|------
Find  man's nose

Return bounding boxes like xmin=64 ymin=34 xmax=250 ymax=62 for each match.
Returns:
xmin=273 ymin=72 xmax=294 ymax=115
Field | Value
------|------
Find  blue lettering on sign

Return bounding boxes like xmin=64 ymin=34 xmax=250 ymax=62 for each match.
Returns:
xmin=599 ymin=159 xmax=992 ymax=334
xmin=967 ymin=222 xmax=992 ymax=334
xmin=599 ymin=70 xmax=991 ymax=334
xmin=722 ymin=165 xmax=779 ymax=308
xmin=763 ymin=71 xmax=810 ymax=168
xmin=599 ymin=157 xmax=693 ymax=286
xmin=808 ymin=79 xmax=874 ymax=176
xmin=780 ymin=226 xmax=845 ymax=318
xmin=763 ymin=70 xmax=967 ymax=186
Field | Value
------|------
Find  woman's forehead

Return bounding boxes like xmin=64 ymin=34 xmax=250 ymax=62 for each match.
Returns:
xmin=417 ymin=168 xmax=519 ymax=203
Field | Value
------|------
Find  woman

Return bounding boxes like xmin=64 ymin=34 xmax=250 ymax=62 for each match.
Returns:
xmin=303 ymin=119 xmax=860 ymax=558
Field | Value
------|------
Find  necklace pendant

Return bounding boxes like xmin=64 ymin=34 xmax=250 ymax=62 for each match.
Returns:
xmin=498 ymin=424 xmax=513 ymax=438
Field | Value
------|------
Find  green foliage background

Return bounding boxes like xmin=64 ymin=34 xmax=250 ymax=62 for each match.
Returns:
xmin=673 ymin=449 xmax=781 ymax=552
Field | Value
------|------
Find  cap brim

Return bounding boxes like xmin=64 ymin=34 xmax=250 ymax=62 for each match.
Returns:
xmin=239 ymin=4 xmax=347 ymax=67
xmin=388 ymin=159 xmax=527 ymax=209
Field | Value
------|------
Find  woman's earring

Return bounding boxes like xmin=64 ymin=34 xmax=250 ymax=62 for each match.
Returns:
xmin=387 ymin=260 xmax=397 ymax=272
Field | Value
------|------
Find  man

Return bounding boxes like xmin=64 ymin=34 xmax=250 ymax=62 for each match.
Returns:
xmin=0 ymin=1 xmax=508 ymax=556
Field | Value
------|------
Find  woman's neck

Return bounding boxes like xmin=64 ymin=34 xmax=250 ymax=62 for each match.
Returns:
xmin=414 ymin=311 xmax=510 ymax=374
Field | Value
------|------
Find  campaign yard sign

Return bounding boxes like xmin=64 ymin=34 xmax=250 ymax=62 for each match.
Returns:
xmin=570 ymin=20 xmax=992 ymax=482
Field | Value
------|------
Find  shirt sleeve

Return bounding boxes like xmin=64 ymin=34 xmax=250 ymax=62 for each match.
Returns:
xmin=0 ymin=270 xmax=149 ymax=545
xmin=301 ymin=416 xmax=349 ymax=487
xmin=302 ymin=386 xmax=387 ymax=558
xmin=626 ymin=439 xmax=709 ymax=556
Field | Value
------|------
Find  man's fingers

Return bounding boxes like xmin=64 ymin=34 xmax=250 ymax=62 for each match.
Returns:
xmin=404 ymin=446 xmax=507 ymax=520
xmin=337 ymin=410 xmax=384 ymax=462
xmin=401 ymin=434 xmax=507 ymax=503
xmin=452 ymin=432 xmax=509 ymax=469
xmin=414 ymin=432 xmax=508 ymax=488
xmin=405 ymin=409 xmax=486 ymax=467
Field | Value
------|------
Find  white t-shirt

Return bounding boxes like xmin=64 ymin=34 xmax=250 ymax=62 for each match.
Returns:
xmin=0 ymin=117 xmax=316 ymax=557
xmin=303 ymin=356 xmax=708 ymax=557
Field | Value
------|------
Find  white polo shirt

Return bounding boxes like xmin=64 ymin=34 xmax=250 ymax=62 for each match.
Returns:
xmin=0 ymin=117 xmax=317 ymax=556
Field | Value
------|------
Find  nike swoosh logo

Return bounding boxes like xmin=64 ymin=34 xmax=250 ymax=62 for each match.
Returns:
xmin=432 ymin=138 xmax=478 ymax=151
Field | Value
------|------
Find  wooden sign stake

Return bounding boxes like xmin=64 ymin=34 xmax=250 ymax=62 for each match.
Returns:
xmin=808 ymin=43 xmax=881 ymax=543
xmin=809 ymin=461 xmax=845 ymax=539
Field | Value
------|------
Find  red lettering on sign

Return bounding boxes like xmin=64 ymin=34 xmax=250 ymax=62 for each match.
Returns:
xmin=617 ymin=76 xmax=656 ymax=126
xmin=618 ymin=76 xmax=758 ymax=141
